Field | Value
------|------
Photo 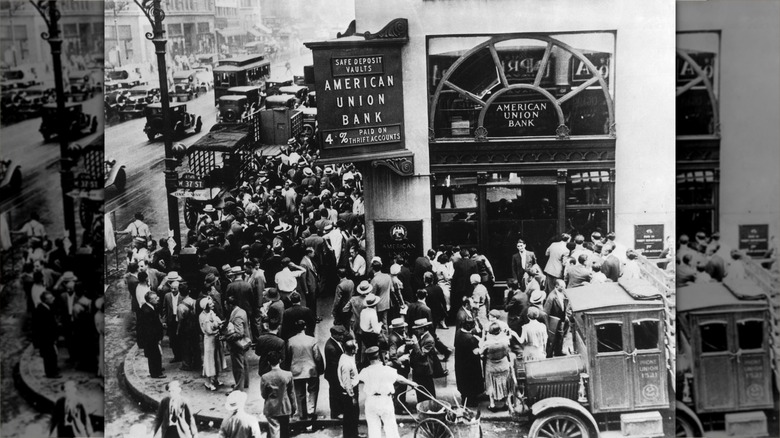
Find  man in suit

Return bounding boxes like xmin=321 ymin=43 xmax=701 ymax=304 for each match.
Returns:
xmin=162 ymin=278 xmax=183 ymax=363
xmin=676 ymin=254 xmax=698 ymax=286
xmin=386 ymin=318 xmax=411 ymax=414
xmin=369 ymin=257 xmax=393 ymax=327
xmin=138 ymin=259 xmax=166 ymax=294
xmin=566 ymin=254 xmax=593 ymax=288
xmin=324 ymin=325 xmax=350 ymax=419
xmin=511 ymin=239 xmax=537 ymax=291
xmin=33 ymin=291 xmax=60 ymax=378
xmin=299 ymin=247 xmax=320 ymax=319
xmin=245 ymin=259 xmax=266 ymax=340
xmin=281 ymin=292 xmax=316 ymax=340
xmin=332 ymin=268 xmax=354 ymax=327
xmin=226 ymin=266 xmax=255 ymax=337
xmin=138 ymin=291 xmax=166 ymax=378
xmin=412 ymin=250 xmax=435 ymax=292
xmin=705 ymin=243 xmax=727 ymax=282
xmin=261 ymin=351 xmax=296 ymax=438
xmin=125 ymin=262 xmax=140 ymax=313
xmin=601 ymin=243 xmax=622 ymax=283
xmin=256 ymin=319 xmax=286 ymax=377
xmin=409 ymin=318 xmax=437 ymax=402
xmin=544 ymin=280 xmax=572 ymax=357
xmin=285 ymin=319 xmax=324 ymax=423
xmin=225 ymin=294 xmax=251 ymax=390
xmin=54 ymin=271 xmax=79 ymax=363
xmin=544 ymin=234 xmax=571 ymax=292
xmin=450 ymin=248 xmax=478 ymax=321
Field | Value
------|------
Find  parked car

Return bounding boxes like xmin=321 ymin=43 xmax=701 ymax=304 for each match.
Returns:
xmin=216 ymin=85 xmax=264 ymax=124
xmin=118 ymin=85 xmax=161 ymax=120
xmin=38 ymin=102 xmax=98 ymax=142
xmin=143 ymin=102 xmax=202 ymax=141
xmin=104 ymin=66 xmax=144 ymax=90
xmin=105 ymin=159 xmax=127 ymax=191
xmin=0 ymin=159 xmax=22 ymax=195
xmin=1 ymin=65 xmax=39 ymax=91
xmin=67 ymin=70 xmax=95 ymax=101
xmin=172 ymin=70 xmax=200 ymax=101
xmin=16 ymin=83 xmax=56 ymax=117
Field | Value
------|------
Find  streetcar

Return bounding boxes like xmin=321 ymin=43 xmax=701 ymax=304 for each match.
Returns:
xmin=508 ymin=278 xmax=675 ymax=438
xmin=676 ymin=278 xmax=778 ymax=437
xmin=212 ymin=54 xmax=271 ymax=104
xmin=172 ymin=118 xmax=260 ymax=228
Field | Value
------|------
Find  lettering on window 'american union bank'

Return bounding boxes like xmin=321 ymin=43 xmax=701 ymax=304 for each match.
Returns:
xmin=495 ymin=101 xmax=549 ymax=128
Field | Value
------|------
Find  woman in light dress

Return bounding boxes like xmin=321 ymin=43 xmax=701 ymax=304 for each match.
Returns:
xmin=470 ymin=274 xmax=491 ymax=329
xmin=199 ymin=297 xmax=224 ymax=391
xmin=621 ymin=249 xmax=642 ymax=280
xmin=481 ymin=322 xmax=515 ymax=413
xmin=519 ymin=307 xmax=548 ymax=362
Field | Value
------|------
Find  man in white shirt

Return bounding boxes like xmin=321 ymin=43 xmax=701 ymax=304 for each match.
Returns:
xmin=337 ymin=340 xmax=361 ymax=438
xmin=12 ymin=213 xmax=46 ymax=238
xmin=135 ymin=271 xmax=152 ymax=311
xmin=117 ymin=212 xmax=152 ymax=241
xmin=544 ymin=233 xmax=570 ymax=292
xmin=275 ymin=257 xmax=306 ymax=301
xmin=349 ymin=246 xmax=366 ymax=280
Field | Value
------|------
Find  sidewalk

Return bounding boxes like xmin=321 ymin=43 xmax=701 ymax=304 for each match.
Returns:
xmin=120 ymin=293 xmax=520 ymax=429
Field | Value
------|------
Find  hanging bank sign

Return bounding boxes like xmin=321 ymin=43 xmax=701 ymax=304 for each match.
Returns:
xmin=305 ymin=19 xmax=409 ymax=160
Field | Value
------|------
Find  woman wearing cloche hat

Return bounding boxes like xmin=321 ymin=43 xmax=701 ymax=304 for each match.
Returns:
xmin=199 ymin=296 xmax=224 ymax=391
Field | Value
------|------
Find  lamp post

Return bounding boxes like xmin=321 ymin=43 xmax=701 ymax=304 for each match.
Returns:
xmin=133 ymin=0 xmax=181 ymax=250
xmin=29 ymin=0 xmax=77 ymax=247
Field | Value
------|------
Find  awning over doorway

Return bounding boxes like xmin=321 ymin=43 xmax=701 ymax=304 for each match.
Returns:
xmin=247 ymin=28 xmax=263 ymax=38
xmin=216 ymin=27 xmax=244 ymax=38
xmin=255 ymin=24 xmax=272 ymax=34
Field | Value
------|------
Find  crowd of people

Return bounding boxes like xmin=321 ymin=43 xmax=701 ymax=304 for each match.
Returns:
xmin=674 ymin=231 xmax=755 ymax=286
xmin=115 ymin=123 xmax=669 ymax=436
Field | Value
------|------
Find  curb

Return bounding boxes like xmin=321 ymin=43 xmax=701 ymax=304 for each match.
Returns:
xmin=15 ymin=345 xmax=105 ymax=431
xmin=121 ymin=345 xmax=513 ymax=430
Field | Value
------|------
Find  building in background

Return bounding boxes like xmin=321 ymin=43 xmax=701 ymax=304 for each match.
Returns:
xmin=306 ymin=0 xmax=676 ymax=285
xmin=677 ymin=1 xmax=780 ymax=258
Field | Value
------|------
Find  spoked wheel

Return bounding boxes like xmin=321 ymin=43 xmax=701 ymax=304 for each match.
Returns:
xmin=675 ymin=413 xmax=701 ymax=437
xmin=414 ymin=418 xmax=454 ymax=438
xmin=183 ymin=198 xmax=199 ymax=229
xmin=529 ymin=411 xmax=592 ymax=438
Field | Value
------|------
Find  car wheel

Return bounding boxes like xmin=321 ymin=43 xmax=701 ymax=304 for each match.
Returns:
xmin=675 ymin=412 xmax=702 ymax=437
xmin=529 ymin=411 xmax=593 ymax=438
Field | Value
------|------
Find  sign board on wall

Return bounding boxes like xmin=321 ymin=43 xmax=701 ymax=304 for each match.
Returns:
xmin=305 ymin=21 xmax=408 ymax=160
xmin=373 ymin=220 xmax=424 ymax=268
xmin=634 ymin=224 xmax=664 ymax=258
xmin=738 ymin=224 xmax=769 ymax=257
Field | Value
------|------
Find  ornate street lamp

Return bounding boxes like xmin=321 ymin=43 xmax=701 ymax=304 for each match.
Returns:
xmin=133 ymin=0 xmax=181 ymax=250
xmin=28 ymin=0 xmax=77 ymax=246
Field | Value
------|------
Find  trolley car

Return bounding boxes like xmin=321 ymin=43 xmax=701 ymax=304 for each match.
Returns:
xmin=213 ymin=54 xmax=271 ymax=104
xmin=676 ymin=278 xmax=778 ymax=437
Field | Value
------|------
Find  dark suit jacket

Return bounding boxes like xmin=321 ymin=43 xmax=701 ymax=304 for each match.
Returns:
xmin=255 ymin=332 xmax=286 ymax=375
xmin=138 ymin=303 xmax=164 ymax=349
xmin=126 ymin=273 xmax=140 ymax=312
xmin=405 ymin=301 xmax=432 ymax=329
xmin=324 ymin=337 xmax=344 ymax=385
xmin=33 ymin=303 xmax=58 ymax=348
xmin=410 ymin=331 xmax=435 ymax=377
xmin=153 ymin=396 xmax=198 ymax=438
xmin=397 ymin=265 xmax=414 ymax=302
xmin=280 ymin=304 xmax=315 ymax=340
xmin=162 ymin=292 xmax=180 ymax=326
xmin=412 ymin=256 xmax=433 ymax=292
xmin=566 ymin=265 xmax=593 ymax=288
xmin=511 ymin=251 xmax=537 ymax=283
xmin=332 ymin=278 xmax=354 ymax=318
xmin=451 ymin=257 xmax=478 ymax=312
xmin=226 ymin=280 xmax=254 ymax=313
xmin=602 ymin=255 xmax=621 ymax=283
xmin=260 ymin=368 xmax=295 ymax=417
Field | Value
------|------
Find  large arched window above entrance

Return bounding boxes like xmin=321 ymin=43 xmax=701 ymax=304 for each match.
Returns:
xmin=428 ymin=33 xmax=615 ymax=141
xmin=676 ymin=31 xmax=720 ymax=138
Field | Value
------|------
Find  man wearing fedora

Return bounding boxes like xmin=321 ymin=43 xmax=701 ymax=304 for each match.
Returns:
xmin=343 ymin=281 xmax=371 ymax=339
xmin=357 ymin=346 xmax=419 ymax=438
xmin=281 ymin=292 xmax=315 ymax=340
xmin=162 ymin=274 xmax=184 ymax=363
xmin=369 ymin=257 xmax=393 ymax=328
xmin=138 ymin=291 xmax=166 ymax=378
xmin=225 ymin=295 xmax=251 ymax=391
xmin=332 ymin=268 xmax=354 ymax=327
xmin=358 ymin=293 xmax=382 ymax=365
xmin=387 ymin=318 xmax=412 ymax=414
xmin=409 ymin=318 xmax=438 ymax=402
xmin=285 ymin=320 xmax=324 ymax=424
xmin=225 ymin=266 xmax=256 ymax=339
xmin=33 ymin=291 xmax=61 ymax=378
xmin=220 ymin=390 xmax=261 ymax=438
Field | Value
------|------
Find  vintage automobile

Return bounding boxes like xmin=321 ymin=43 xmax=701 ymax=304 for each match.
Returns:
xmin=173 ymin=122 xmax=259 ymax=228
xmin=1 ymin=65 xmax=40 ymax=91
xmin=67 ymin=70 xmax=95 ymax=102
xmin=192 ymin=67 xmax=213 ymax=93
xmin=264 ymin=78 xmax=293 ymax=96
xmin=104 ymin=89 xmax=127 ymax=124
xmin=676 ymin=278 xmax=778 ymax=437
xmin=172 ymin=70 xmax=200 ymax=101
xmin=264 ymin=93 xmax=297 ymax=110
xmin=15 ymin=83 xmax=56 ymax=118
xmin=508 ymin=278 xmax=675 ymax=438
xmin=277 ymin=84 xmax=309 ymax=105
xmin=1 ymin=90 xmax=18 ymax=123
xmin=105 ymin=159 xmax=127 ymax=192
xmin=104 ymin=66 xmax=145 ymax=90
xmin=300 ymin=106 xmax=317 ymax=138
xmin=143 ymin=102 xmax=202 ymax=141
xmin=216 ymin=85 xmax=264 ymax=124
xmin=39 ymin=102 xmax=98 ymax=142
xmin=0 ymin=159 xmax=22 ymax=195
xmin=118 ymin=85 xmax=161 ymax=120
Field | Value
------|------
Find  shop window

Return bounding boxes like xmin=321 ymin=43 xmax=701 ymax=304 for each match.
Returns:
xmin=567 ymin=171 xmax=611 ymax=205
xmin=737 ymin=320 xmax=763 ymax=351
xmin=676 ymin=170 xmax=715 ymax=205
xmin=700 ymin=322 xmax=728 ymax=353
xmin=198 ymin=22 xmax=210 ymax=34
xmin=676 ymin=32 xmax=720 ymax=137
xmin=596 ymin=322 xmax=623 ymax=353
xmin=64 ymin=24 xmax=78 ymax=38
xmin=434 ymin=212 xmax=479 ymax=246
xmin=633 ymin=319 xmax=660 ymax=350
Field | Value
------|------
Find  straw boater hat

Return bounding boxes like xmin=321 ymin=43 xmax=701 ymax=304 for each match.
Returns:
xmin=324 ymin=167 xmax=334 ymax=176
xmin=203 ymin=204 xmax=216 ymax=213
xmin=336 ymin=191 xmax=346 ymax=199
xmin=370 ymin=256 xmax=382 ymax=267
xmin=303 ymin=167 xmax=314 ymax=176
xmin=225 ymin=390 xmax=247 ymax=411
xmin=470 ymin=273 xmax=481 ymax=284
xmin=365 ymin=346 xmax=380 ymax=356
xmin=390 ymin=264 xmax=401 ymax=276
xmin=229 ymin=266 xmax=244 ymax=275
xmin=412 ymin=318 xmax=432 ymax=329
xmin=364 ymin=293 xmax=378 ymax=307
xmin=199 ymin=297 xmax=211 ymax=309
xmin=287 ymin=138 xmax=296 ymax=145
xmin=241 ymin=244 xmax=250 ymax=251
xmin=273 ymin=223 xmax=292 ymax=234
xmin=322 ymin=223 xmax=334 ymax=233
xmin=530 ymin=289 xmax=545 ymax=306
xmin=166 ymin=271 xmax=182 ymax=282
xmin=60 ymin=271 xmax=78 ymax=282
xmin=221 ymin=264 xmax=231 ymax=272
xmin=390 ymin=318 xmax=408 ymax=329
xmin=356 ymin=281 xmax=372 ymax=295
xmin=133 ymin=236 xmax=146 ymax=244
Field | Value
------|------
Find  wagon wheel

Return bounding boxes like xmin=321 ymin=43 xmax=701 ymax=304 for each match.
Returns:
xmin=184 ymin=198 xmax=200 ymax=229
xmin=529 ymin=411 xmax=592 ymax=438
xmin=675 ymin=412 xmax=701 ymax=437
xmin=302 ymin=123 xmax=315 ymax=137
xmin=414 ymin=418 xmax=454 ymax=438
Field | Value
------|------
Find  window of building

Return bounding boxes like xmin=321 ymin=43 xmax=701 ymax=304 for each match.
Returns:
xmin=676 ymin=169 xmax=717 ymax=236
